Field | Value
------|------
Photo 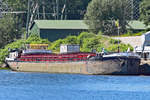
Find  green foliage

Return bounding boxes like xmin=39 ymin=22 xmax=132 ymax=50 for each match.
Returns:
xmin=49 ymin=32 xmax=132 ymax=53
xmin=48 ymin=39 xmax=64 ymax=52
xmin=106 ymin=44 xmax=133 ymax=52
xmin=0 ymin=15 xmax=20 ymax=48
xmin=0 ymin=0 xmax=92 ymax=49
xmin=0 ymin=39 xmax=25 ymax=63
xmin=25 ymin=34 xmax=51 ymax=44
xmin=77 ymin=32 xmax=96 ymax=39
xmin=49 ymin=36 xmax=78 ymax=52
xmin=109 ymin=39 xmax=120 ymax=44
xmin=77 ymin=32 xmax=96 ymax=45
xmin=4 ymin=0 xmax=91 ymax=20
xmin=81 ymin=37 xmax=99 ymax=52
xmin=0 ymin=49 xmax=9 ymax=64
xmin=0 ymin=34 xmax=51 ymax=63
xmin=63 ymin=36 xmax=78 ymax=44
xmin=0 ymin=32 xmax=133 ymax=64
xmin=64 ymin=0 xmax=91 ymax=19
xmin=120 ymin=31 xmax=145 ymax=37
xmin=4 ymin=0 xmax=27 ymax=11
xmin=84 ymin=0 xmax=131 ymax=34
xmin=140 ymin=0 xmax=150 ymax=26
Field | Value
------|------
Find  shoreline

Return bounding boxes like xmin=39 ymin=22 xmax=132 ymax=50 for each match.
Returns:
xmin=0 ymin=67 xmax=10 ymax=70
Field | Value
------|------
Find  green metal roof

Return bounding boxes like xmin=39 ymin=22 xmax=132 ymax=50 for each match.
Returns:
xmin=127 ymin=20 xmax=150 ymax=30
xmin=34 ymin=20 xmax=89 ymax=29
xmin=34 ymin=20 xmax=150 ymax=30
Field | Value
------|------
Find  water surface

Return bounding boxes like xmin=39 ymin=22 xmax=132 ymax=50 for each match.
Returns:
xmin=0 ymin=70 xmax=150 ymax=100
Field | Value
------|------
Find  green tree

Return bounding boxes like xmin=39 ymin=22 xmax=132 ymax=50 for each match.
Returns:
xmin=84 ymin=0 xmax=131 ymax=35
xmin=140 ymin=0 xmax=150 ymax=26
xmin=81 ymin=37 xmax=100 ymax=52
xmin=77 ymin=32 xmax=95 ymax=46
xmin=49 ymin=39 xmax=64 ymax=51
xmin=0 ymin=15 xmax=20 ymax=48
xmin=25 ymin=34 xmax=51 ymax=44
xmin=65 ymin=0 xmax=91 ymax=19
xmin=63 ymin=36 xmax=78 ymax=44
xmin=4 ymin=0 xmax=91 ymax=20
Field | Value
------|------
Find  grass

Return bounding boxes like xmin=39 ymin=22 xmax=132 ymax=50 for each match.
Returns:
xmin=111 ymin=31 xmax=146 ymax=37
xmin=0 ymin=67 xmax=10 ymax=70
xmin=120 ymin=31 xmax=146 ymax=37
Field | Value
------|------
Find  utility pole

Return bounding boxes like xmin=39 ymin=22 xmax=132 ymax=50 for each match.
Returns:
xmin=56 ymin=0 xmax=59 ymax=20
xmin=26 ymin=0 xmax=31 ymax=39
xmin=0 ymin=0 xmax=2 ymax=18
xmin=64 ymin=0 xmax=67 ymax=20
xmin=115 ymin=20 xmax=120 ymax=53
xmin=37 ymin=5 xmax=39 ymax=19
xmin=61 ymin=0 xmax=67 ymax=20
xmin=42 ymin=1 xmax=46 ymax=19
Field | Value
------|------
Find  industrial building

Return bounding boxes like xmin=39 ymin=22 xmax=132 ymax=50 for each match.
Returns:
xmin=30 ymin=20 xmax=89 ymax=41
xmin=30 ymin=20 xmax=150 ymax=41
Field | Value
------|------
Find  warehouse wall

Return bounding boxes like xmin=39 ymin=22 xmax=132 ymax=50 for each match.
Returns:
xmin=40 ymin=29 xmax=83 ymax=41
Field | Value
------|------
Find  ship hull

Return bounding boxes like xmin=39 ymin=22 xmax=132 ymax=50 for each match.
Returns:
xmin=7 ymin=57 xmax=140 ymax=75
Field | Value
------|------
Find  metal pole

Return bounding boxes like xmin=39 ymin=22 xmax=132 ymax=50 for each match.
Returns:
xmin=56 ymin=0 xmax=59 ymax=20
xmin=0 ymin=0 xmax=3 ymax=18
xmin=131 ymin=0 xmax=134 ymax=20
xmin=37 ymin=5 xmax=39 ymax=19
xmin=26 ymin=0 xmax=30 ymax=39
xmin=64 ymin=0 xmax=67 ymax=20
xmin=117 ymin=20 xmax=120 ymax=53
xmin=42 ymin=1 xmax=46 ymax=19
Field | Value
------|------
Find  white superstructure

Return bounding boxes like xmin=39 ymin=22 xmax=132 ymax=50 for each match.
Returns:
xmin=60 ymin=44 xmax=80 ymax=53
xmin=5 ymin=51 xmax=18 ymax=61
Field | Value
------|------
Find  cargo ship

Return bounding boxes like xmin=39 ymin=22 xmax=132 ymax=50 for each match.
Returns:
xmin=6 ymin=44 xmax=141 ymax=75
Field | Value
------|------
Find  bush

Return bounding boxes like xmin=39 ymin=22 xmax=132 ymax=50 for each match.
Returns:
xmin=0 ymin=32 xmax=134 ymax=64
xmin=25 ymin=34 xmax=51 ymax=44
xmin=0 ymin=34 xmax=51 ymax=63
xmin=0 ymin=39 xmax=25 ymax=63
xmin=77 ymin=32 xmax=96 ymax=45
xmin=48 ymin=39 xmax=64 ymax=52
xmin=81 ymin=37 xmax=100 ymax=52
xmin=120 ymin=31 xmax=145 ymax=37
xmin=109 ymin=39 xmax=121 ymax=44
xmin=63 ymin=36 xmax=78 ymax=44
xmin=106 ymin=43 xmax=133 ymax=52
